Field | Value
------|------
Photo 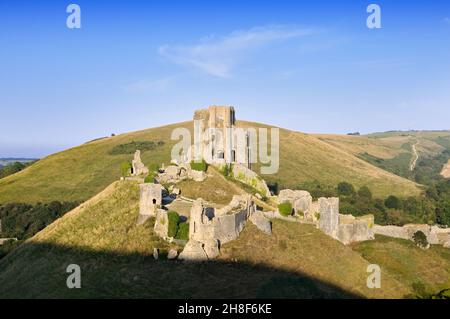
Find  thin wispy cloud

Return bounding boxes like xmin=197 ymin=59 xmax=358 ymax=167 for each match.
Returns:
xmin=125 ymin=76 xmax=174 ymax=93
xmin=158 ymin=25 xmax=314 ymax=78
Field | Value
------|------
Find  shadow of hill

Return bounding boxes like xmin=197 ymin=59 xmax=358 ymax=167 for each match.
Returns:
xmin=0 ymin=241 xmax=363 ymax=299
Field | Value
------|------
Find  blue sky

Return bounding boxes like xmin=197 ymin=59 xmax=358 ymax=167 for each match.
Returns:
xmin=1 ymin=0 xmax=449 ymax=157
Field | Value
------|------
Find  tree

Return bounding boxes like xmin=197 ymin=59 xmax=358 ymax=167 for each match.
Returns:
xmin=413 ymin=231 xmax=428 ymax=249
xmin=385 ymin=195 xmax=401 ymax=209
xmin=337 ymin=182 xmax=355 ymax=196
xmin=357 ymin=186 xmax=372 ymax=200
xmin=436 ymin=199 xmax=450 ymax=226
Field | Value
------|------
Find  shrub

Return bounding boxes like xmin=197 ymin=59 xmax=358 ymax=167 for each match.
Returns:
xmin=120 ymin=162 xmax=132 ymax=177
xmin=337 ymin=182 xmax=355 ymax=196
xmin=339 ymin=202 xmax=359 ymax=215
xmin=190 ymin=159 xmax=207 ymax=172
xmin=357 ymin=186 xmax=372 ymax=200
xmin=144 ymin=172 xmax=156 ymax=183
xmin=385 ymin=195 xmax=401 ymax=209
xmin=413 ymin=231 xmax=428 ymax=248
xmin=175 ymin=222 xmax=189 ymax=240
xmin=167 ymin=211 xmax=180 ymax=238
xmin=278 ymin=202 xmax=293 ymax=217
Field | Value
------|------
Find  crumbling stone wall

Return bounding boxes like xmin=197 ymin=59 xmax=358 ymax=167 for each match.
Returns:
xmin=337 ymin=214 xmax=374 ymax=245
xmin=131 ymin=150 xmax=149 ymax=176
xmin=278 ymin=189 xmax=313 ymax=219
xmin=154 ymin=209 xmax=169 ymax=238
xmin=232 ymin=163 xmax=270 ymax=197
xmin=138 ymin=183 xmax=163 ymax=224
xmin=189 ymin=195 xmax=252 ymax=244
xmin=373 ymin=224 xmax=450 ymax=247
xmin=317 ymin=197 xmax=340 ymax=240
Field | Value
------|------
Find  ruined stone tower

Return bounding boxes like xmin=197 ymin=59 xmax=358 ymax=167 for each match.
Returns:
xmin=193 ymin=105 xmax=250 ymax=166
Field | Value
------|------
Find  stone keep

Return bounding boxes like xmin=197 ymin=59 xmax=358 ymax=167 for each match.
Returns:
xmin=131 ymin=150 xmax=149 ymax=176
xmin=139 ymin=183 xmax=163 ymax=217
xmin=318 ymin=197 xmax=339 ymax=239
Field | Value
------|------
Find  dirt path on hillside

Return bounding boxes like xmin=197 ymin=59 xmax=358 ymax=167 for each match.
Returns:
xmin=410 ymin=142 xmax=419 ymax=171
xmin=441 ymin=159 xmax=450 ymax=178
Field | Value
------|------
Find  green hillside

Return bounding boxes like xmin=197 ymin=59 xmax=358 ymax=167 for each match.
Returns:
xmin=0 ymin=180 xmax=414 ymax=298
xmin=315 ymin=131 xmax=450 ymax=185
xmin=0 ymin=121 xmax=421 ymax=205
xmin=352 ymin=235 xmax=450 ymax=298
xmin=1 ymin=179 xmax=447 ymax=298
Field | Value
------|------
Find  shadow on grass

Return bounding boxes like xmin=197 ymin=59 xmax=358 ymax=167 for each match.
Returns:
xmin=0 ymin=241 xmax=363 ymax=299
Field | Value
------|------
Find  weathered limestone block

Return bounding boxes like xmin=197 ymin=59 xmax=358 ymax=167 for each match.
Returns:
xmin=203 ymin=239 xmax=220 ymax=259
xmin=188 ymin=169 xmax=206 ymax=182
xmin=337 ymin=214 xmax=374 ymax=244
xmin=215 ymin=195 xmax=251 ymax=216
xmin=249 ymin=211 xmax=272 ymax=235
xmin=232 ymin=163 xmax=270 ymax=197
xmin=213 ymin=210 xmax=248 ymax=244
xmin=317 ymin=197 xmax=339 ymax=239
xmin=178 ymin=240 xmax=208 ymax=262
xmin=154 ymin=209 xmax=169 ymax=238
xmin=138 ymin=183 xmax=163 ymax=220
xmin=167 ymin=249 xmax=178 ymax=260
xmin=373 ymin=225 xmax=409 ymax=239
xmin=131 ymin=150 xmax=149 ymax=176
xmin=278 ymin=189 xmax=313 ymax=218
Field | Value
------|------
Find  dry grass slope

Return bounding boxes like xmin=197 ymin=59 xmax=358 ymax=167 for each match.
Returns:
xmin=0 ymin=120 xmax=421 ymax=205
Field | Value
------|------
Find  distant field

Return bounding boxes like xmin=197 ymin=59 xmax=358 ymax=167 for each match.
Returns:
xmin=315 ymin=131 xmax=450 ymax=185
xmin=0 ymin=158 xmax=37 ymax=166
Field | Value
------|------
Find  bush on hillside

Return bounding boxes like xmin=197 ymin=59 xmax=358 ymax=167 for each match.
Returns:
xmin=413 ymin=231 xmax=428 ymax=249
xmin=278 ymin=202 xmax=293 ymax=217
xmin=190 ymin=159 xmax=207 ymax=172
xmin=337 ymin=182 xmax=355 ymax=196
xmin=167 ymin=211 xmax=180 ymax=238
xmin=357 ymin=186 xmax=372 ymax=200
xmin=175 ymin=222 xmax=189 ymax=240
xmin=385 ymin=195 xmax=401 ymax=209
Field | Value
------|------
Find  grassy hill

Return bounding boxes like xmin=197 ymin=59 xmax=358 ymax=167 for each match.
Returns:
xmin=0 ymin=179 xmax=429 ymax=298
xmin=0 ymin=121 xmax=421 ymax=205
xmin=1 ymin=179 xmax=448 ymax=298
xmin=315 ymin=131 xmax=450 ymax=184
xmin=352 ymin=235 xmax=450 ymax=297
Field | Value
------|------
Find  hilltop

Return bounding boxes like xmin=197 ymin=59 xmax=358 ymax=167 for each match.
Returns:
xmin=0 ymin=120 xmax=421 ymax=205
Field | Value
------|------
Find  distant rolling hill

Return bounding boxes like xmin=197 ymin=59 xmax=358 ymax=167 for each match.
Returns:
xmin=0 ymin=120 xmax=421 ymax=205
xmin=315 ymin=130 xmax=450 ymax=183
